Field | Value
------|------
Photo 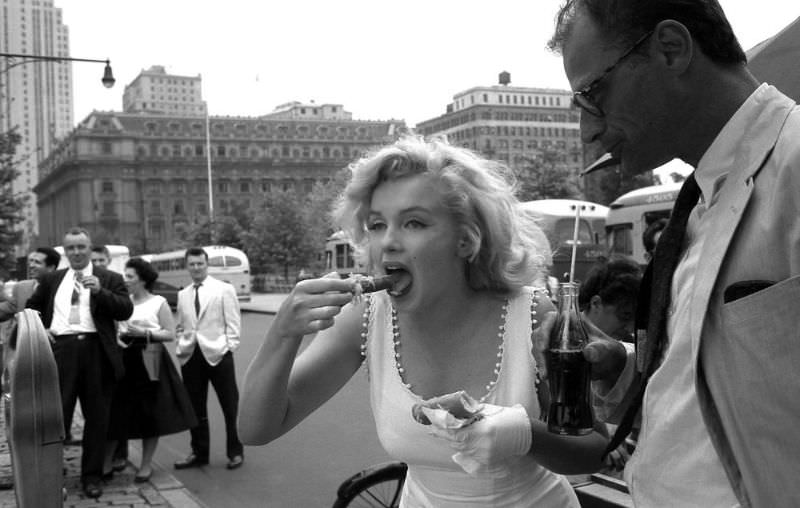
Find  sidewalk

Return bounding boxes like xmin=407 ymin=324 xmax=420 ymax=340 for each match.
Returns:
xmin=0 ymin=293 xmax=286 ymax=508
xmin=0 ymin=403 xmax=207 ymax=508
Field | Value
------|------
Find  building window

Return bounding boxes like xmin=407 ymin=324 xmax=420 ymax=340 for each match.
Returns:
xmin=240 ymin=182 xmax=251 ymax=193
xmin=101 ymin=181 xmax=114 ymax=193
xmin=174 ymin=200 xmax=185 ymax=215
xmin=218 ymin=181 xmax=229 ymax=193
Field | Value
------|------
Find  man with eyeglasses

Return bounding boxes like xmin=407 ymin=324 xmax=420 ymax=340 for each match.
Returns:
xmin=548 ymin=1 xmax=800 ymax=507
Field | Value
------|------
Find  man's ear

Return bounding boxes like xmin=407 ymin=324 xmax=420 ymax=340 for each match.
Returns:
xmin=589 ymin=294 xmax=604 ymax=312
xmin=652 ymin=19 xmax=693 ymax=74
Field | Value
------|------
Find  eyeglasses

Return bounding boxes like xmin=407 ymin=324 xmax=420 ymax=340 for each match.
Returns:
xmin=572 ymin=30 xmax=654 ymax=117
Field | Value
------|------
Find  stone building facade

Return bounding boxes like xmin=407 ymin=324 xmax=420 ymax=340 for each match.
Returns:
xmin=34 ymin=103 xmax=404 ymax=253
xmin=415 ymin=73 xmax=584 ymax=175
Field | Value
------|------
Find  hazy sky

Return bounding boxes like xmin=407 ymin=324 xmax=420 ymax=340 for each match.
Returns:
xmin=59 ymin=1 xmax=800 ymax=128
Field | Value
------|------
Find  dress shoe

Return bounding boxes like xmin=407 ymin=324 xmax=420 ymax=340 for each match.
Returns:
xmin=111 ymin=459 xmax=127 ymax=472
xmin=174 ymin=453 xmax=208 ymax=470
xmin=83 ymin=482 xmax=102 ymax=499
xmin=226 ymin=455 xmax=244 ymax=470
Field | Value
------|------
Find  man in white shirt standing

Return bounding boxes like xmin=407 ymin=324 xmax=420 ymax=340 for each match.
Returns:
xmin=174 ymin=246 xmax=244 ymax=471
xmin=548 ymin=1 xmax=800 ymax=506
xmin=26 ymin=228 xmax=132 ymax=499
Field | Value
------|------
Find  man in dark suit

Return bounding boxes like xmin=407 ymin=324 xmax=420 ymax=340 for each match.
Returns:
xmin=0 ymin=247 xmax=61 ymax=322
xmin=27 ymin=228 xmax=132 ymax=498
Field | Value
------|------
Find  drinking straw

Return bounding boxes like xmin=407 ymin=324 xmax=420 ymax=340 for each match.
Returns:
xmin=569 ymin=204 xmax=582 ymax=284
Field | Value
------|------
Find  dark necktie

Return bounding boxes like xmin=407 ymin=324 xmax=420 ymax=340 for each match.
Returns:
xmin=194 ymin=283 xmax=201 ymax=317
xmin=604 ymin=173 xmax=701 ymax=456
xmin=69 ymin=271 xmax=83 ymax=324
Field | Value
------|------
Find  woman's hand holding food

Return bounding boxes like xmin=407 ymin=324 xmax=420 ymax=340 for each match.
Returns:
xmin=272 ymin=274 xmax=358 ymax=340
xmin=414 ymin=391 xmax=532 ymax=475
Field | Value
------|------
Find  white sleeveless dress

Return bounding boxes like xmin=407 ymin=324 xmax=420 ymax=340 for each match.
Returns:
xmin=365 ymin=288 xmax=579 ymax=507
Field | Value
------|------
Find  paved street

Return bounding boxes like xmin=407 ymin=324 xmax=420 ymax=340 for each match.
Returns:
xmin=0 ymin=293 xmax=393 ymax=508
xmin=154 ymin=306 xmax=392 ymax=507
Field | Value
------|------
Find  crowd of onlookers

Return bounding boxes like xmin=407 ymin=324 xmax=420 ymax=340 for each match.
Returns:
xmin=0 ymin=229 xmax=245 ymax=499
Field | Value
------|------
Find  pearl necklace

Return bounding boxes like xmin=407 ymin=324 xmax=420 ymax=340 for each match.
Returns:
xmin=390 ymin=300 xmax=509 ymax=404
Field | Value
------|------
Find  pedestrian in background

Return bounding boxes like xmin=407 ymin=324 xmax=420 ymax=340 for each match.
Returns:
xmin=174 ymin=247 xmax=244 ymax=471
xmin=89 ymin=244 xmax=129 ymax=471
xmin=105 ymin=257 xmax=196 ymax=482
xmin=549 ymin=0 xmax=800 ymax=505
xmin=26 ymin=227 xmax=132 ymax=499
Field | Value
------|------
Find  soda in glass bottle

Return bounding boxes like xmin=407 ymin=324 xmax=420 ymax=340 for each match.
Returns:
xmin=546 ymin=282 xmax=594 ymax=435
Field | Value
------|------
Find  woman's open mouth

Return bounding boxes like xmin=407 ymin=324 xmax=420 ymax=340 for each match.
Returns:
xmin=384 ymin=266 xmax=412 ymax=297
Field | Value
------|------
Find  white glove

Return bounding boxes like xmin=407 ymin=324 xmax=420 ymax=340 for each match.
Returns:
xmin=426 ymin=403 xmax=532 ymax=475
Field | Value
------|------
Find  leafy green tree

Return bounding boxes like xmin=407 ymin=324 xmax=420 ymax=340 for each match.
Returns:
xmin=244 ymin=188 xmax=316 ymax=278
xmin=515 ymin=148 xmax=582 ymax=201
xmin=0 ymin=129 xmax=27 ymax=273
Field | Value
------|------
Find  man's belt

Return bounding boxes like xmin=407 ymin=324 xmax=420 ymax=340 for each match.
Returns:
xmin=54 ymin=333 xmax=98 ymax=341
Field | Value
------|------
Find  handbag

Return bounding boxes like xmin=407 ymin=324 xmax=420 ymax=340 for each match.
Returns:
xmin=141 ymin=331 xmax=162 ymax=381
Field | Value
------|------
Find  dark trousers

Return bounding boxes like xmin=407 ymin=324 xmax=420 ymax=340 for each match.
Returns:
xmin=52 ymin=334 xmax=114 ymax=484
xmin=181 ymin=348 xmax=243 ymax=460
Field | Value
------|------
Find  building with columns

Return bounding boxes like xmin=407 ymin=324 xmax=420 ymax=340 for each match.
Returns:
xmin=35 ymin=102 xmax=405 ymax=253
xmin=0 ymin=0 xmax=73 ymax=250
xmin=415 ymin=72 xmax=584 ymax=175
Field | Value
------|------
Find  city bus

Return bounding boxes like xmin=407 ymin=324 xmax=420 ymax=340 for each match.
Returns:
xmin=140 ymin=245 xmax=251 ymax=307
xmin=518 ymin=199 xmax=609 ymax=283
xmin=605 ymin=182 xmax=681 ymax=265
xmin=55 ymin=244 xmax=130 ymax=274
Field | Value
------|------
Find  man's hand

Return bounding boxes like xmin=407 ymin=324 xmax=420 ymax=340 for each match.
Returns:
xmin=539 ymin=311 xmax=627 ymax=384
xmin=79 ymin=274 xmax=101 ymax=294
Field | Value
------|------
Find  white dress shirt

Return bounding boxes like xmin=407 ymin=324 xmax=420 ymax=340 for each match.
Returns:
xmin=50 ymin=264 xmax=97 ymax=335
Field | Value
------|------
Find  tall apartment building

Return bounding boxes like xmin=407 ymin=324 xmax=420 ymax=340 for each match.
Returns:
xmin=0 ymin=0 xmax=73 ymax=250
xmin=415 ymin=72 xmax=584 ymax=175
xmin=123 ymin=65 xmax=206 ymax=116
xmin=35 ymin=103 xmax=405 ymax=253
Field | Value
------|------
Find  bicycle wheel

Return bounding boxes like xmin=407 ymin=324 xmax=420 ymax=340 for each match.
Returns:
xmin=332 ymin=462 xmax=408 ymax=508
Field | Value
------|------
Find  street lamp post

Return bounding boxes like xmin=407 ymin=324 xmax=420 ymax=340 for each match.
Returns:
xmin=0 ymin=52 xmax=115 ymax=255
xmin=0 ymin=52 xmax=115 ymax=88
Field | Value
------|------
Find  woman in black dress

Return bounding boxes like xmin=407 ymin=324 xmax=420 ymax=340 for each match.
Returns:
xmin=105 ymin=258 xmax=197 ymax=482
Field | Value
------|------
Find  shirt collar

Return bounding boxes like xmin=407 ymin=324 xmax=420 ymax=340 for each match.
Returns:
xmin=68 ymin=263 xmax=93 ymax=277
xmin=694 ymin=83 xmax=771 ymax=206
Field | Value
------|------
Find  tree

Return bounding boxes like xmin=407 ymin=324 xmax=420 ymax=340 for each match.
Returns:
xmin=244 ymin=188 xmax=317 ymax=278
xmin=0 ymin=129 xmax=28 ymax=274
xmin=302 ymin=169 xmax=350 ymax=272
xmin=584 ymin=166 xmax=656 ymax=205
xmin=515 ymin=147 xmax=582 ymax=201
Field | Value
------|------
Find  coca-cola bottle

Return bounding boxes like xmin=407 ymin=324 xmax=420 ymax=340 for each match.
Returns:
xmin=546 ymin=282 xmax=594 ymax=435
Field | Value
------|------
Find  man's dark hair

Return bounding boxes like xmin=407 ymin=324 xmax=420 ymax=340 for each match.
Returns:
xmin=548 ymin=0 xmax=746 ymax=66
xmin=91 ymin=245 xmax=111 ymax=258
xmin=35 ymin=247 xmax=61 ymax=269
xmin=125 ymin=257 xmax=159 ymax=291
xmin=643 ymin=217 xmax=669 ymax=255
xmin=184 ymin=246 xmax=208 ymax=261
xmin=579 ymin=256 xmax=643 ymax=311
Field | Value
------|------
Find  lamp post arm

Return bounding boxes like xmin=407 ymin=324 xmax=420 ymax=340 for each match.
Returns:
xmin=0 ymin=52 xmax=110 ymax=65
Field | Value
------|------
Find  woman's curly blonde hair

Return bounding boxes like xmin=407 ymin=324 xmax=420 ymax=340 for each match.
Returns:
xmin=332 ymin=135 xmax=551 ymax=293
